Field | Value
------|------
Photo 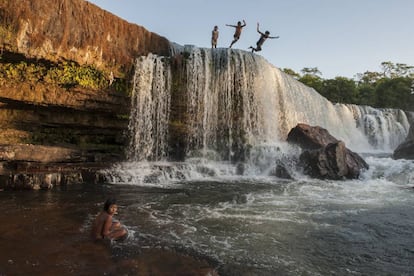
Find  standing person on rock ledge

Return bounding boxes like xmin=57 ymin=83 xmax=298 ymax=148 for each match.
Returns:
xmin=211 ymin=25 xmax=219 ymax=48
xmin=249 ymin=22 xmax=279 ymax=53
xmin=226 ymin=19 xmax=246 ymax=48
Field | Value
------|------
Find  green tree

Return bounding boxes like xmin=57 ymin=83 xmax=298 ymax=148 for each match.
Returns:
xmin=374 ymin=77 xmax=413 ymax=110
xmin=282 ymin=68 xmax=300 ymax=79
xmin=356 ymin=71 xmax=383 ymax=85
xmin=293 ymin=61 xmax=414 ymax=111
xmin=381 ymin=61 xmax=414 ymax=78
xmin=357 ymin=83 xmax=376 ymax=106
xmin=301 ymin=67 xmax=322 ymax=76
xmin=299 ymin=74 xmax=324 ymax=92
xmin=321 ymin=77 xmax=358 ymax=104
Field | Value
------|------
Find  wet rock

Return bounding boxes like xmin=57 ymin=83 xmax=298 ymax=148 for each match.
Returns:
xmin=236 ymin=163 xmax=245 ymax=175
xmin=287 ymin=124 xmax=369 ymax=180
xmin=299 ymin=141 xmax=369 ymax=180
xmin=1 ymin=162 xmax=112 ymax=190
xmin=0 ymin=145 xmax=82 ymax=163
xmin=393 ymin=124 xmax=414 ymax=160
xmin=393 ymin=140 xmax=414 ymax=160
xmin=12 ymin=174 xmax=35 ymax=190
xmin=274 ymin=164 xmax=293 ymax=179
xmin=63 ymin=173 xmax=83 ymax=185
xmin=43 ymin=174 xmax=59 ymax=189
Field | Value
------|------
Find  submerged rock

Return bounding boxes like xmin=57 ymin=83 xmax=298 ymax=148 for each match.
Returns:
xmin=270 ymin=164 xmax=293 ymax=179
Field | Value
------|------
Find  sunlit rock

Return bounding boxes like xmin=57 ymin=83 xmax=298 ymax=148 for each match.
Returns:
xmin=287 ymin=123 xmax=339 ymax=150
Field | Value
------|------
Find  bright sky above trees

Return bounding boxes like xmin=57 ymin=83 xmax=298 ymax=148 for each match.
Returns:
xmin=87 ymin=0 xmax=414 ymax=79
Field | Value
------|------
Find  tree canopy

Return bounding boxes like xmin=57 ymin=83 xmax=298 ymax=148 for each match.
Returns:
xmin=283 ymin=62 xmax=414 ymax=111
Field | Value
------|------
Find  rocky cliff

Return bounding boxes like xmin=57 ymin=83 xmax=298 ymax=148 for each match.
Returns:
xmin=0 ymin=0 xmax=170 ymax=74
xmin=0 ymin=0 xmax=172 ymax=189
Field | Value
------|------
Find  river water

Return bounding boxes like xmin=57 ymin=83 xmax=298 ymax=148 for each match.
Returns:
xmin=110 ymin=49 xmax=414 ymax=275
xmin=1 ymin=155 xmax=413 ymax=275
xmin=100 ymin=154 xmax=413 ymax=275
xmin=2 ymin=48 xmax=413 ymax=275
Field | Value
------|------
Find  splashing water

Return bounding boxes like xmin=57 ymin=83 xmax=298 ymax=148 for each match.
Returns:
xmin=102 ymin=46 xmax=414 ymax=275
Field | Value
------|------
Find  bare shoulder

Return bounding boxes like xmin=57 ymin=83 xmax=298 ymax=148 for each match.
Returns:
xmin=94 ymin=211 xmax=109 ymax=224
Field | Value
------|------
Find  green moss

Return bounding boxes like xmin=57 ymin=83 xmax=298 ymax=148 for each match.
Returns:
xmin=0 ymin=58 xmax=114 ymax=90
xmin=0 ymin=24 xmax=13 ymax=44
xmin=116 ymin=114 xmax=130 ymax=120
xmin=111 ymin=77 xmax=130 ymax=95
xmin=43 ymin=61 xmax=107 ymax=89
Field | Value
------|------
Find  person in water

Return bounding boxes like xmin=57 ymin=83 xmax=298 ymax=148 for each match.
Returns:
xmin=249 ymin=22 xmax=279 ymax=53
xmin=226 ymin=20 xmax=246 ymax=48
xmin=91 ymin=198 xmax=128 ymax=241
xmin=211 ymin=25 xmax=219 ymax=48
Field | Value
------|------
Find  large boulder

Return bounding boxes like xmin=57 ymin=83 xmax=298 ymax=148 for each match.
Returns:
xmin=287 ymin=123 xmax=369 ymax=180
xmin=299 ymin=141 xmax=369 ymax=180
xmin=393 ymin=124 xmax=414 ymax=160
xmin=287 ymin=123 xmax=339 ymax=150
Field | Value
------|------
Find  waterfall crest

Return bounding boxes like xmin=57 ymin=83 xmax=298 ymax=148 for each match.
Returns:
xmin=128 ymin=46 xmax=410 ymax=162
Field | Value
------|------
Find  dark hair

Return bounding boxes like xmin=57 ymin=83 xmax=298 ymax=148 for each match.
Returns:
xmin=265 ymin=31 xmax=270 ymax=35
xmin=104 ymin=198 xmax=117 ymax=211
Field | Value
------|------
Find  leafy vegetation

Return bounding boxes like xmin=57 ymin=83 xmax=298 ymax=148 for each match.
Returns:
xmin=44 ymin=61 xmax=107 ymax=89
xmin=0 ymin=24 xmax=13 ymax=43
xmin=0 ymin=58 xmax=126 ymax=91
xmin=283 ymin=62 xmax=414 ymax=111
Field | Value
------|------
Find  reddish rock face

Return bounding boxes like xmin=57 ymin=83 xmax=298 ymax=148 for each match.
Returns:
xmin=287 ymin=123 xmax=339 ymax=150
xmin=0 ymin=0 xmax=172 ymax=175
xmin=0 ymin=0 xmax=171 ymax=75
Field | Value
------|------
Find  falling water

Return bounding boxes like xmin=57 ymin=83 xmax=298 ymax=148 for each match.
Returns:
xmin=128 ymin=46 xmax=410 ymax=162
xmin=104 ymin=46 xmax=414 ymax=275
xmin=127 ymin=54 xmax=171 ymax=161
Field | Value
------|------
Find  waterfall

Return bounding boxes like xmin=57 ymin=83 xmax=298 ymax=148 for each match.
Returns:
xmin=127 ymin=54 xmax=171 ymax=161
xmin=354 ymin=106 xmax=410 ymax=151
xmin=127 ymin=46 xmax=410 ymax=162
xmin=182 ymin=46 xmax=276 ymax=160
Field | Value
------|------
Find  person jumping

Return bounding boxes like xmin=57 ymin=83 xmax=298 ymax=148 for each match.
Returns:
xmin=249 ymin=22 xmax=279 ymax=53
xmin=226 ymin=20 xmax=246 ymax=48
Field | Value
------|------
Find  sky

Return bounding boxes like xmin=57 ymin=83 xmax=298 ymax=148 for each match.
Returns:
xmin=86 ymin=0 xmax=414 ymax=79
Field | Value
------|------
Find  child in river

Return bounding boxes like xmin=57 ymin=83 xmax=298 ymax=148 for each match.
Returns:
xmin=91 ymin=198 xmax=128 ymax=241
